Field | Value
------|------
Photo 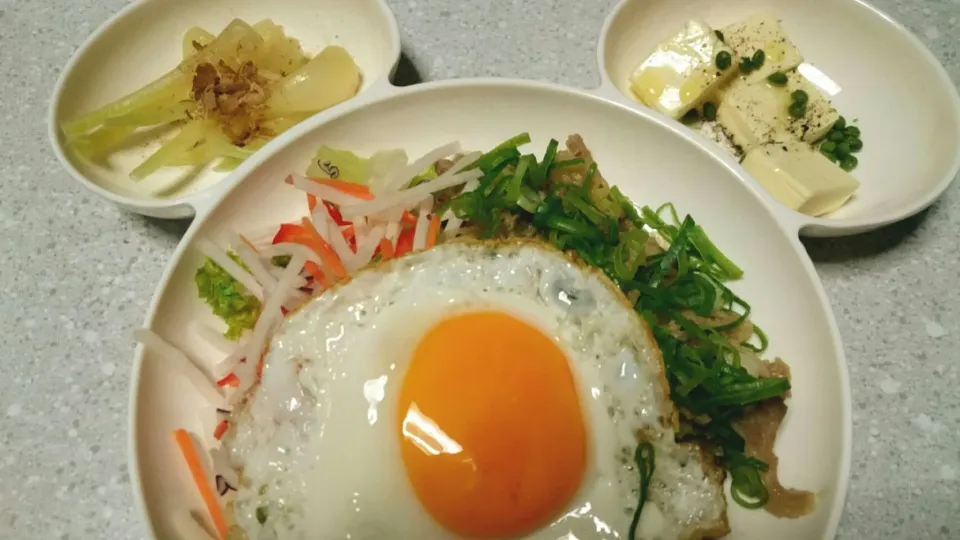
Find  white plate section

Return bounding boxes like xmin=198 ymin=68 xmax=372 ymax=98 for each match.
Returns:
xmin=48 ymin=0 xmax=400 ymax=219
xmin=598 ymin=0 xmax=960 ymax=237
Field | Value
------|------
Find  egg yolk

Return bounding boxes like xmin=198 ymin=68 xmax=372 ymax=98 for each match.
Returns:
xmin=397 ymin=311 xmax=587 ymax=538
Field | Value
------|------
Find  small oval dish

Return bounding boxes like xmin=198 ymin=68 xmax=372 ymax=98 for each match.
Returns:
xmin=48 ymin=0 xmax=400 ymax=219
xmin=598 ymin=0 xmax=960 ymax=237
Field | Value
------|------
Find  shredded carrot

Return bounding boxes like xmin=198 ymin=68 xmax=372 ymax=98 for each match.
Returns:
xmin=300 ymin=218 xmax=348 ymax=279
xmin=309 ymin=178 xmax=375 ymax=200
xmin=238 ymin=234 xmax=259 ymax=253
xmin=213 ymin=421 xmax=229 ymax=440
xmin=304 ymin=260 xmax=331 ymax=288
xmin=426 ymin=215 xmax=441 ymax=249
xmin=216 ymin=373 xmax=239 ymax=388
xmin=378 ymin=238 xmax=395 ymax=260
xmin=256 ymin=355 xmax=265 ymax=379
xmin=173 ymin=429 xmax=229 ymax=540
xmin=307 ymin=193 xmax=318 ymax=212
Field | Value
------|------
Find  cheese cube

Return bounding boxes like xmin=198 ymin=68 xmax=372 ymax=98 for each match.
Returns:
xmin=716 ymin=77 xmax=789 ymax=152
xmin=630 ymin=19 xmax=737 ymax=119
xmin=784 ymin=71 xmax=839 ymax=143
xmin=720 ymin=13 xmax=803 ymax=83
xmin=717 ymin=72 xmax=839 ymax=151
xmin=742 ymin=138 xmax=859 ymax=216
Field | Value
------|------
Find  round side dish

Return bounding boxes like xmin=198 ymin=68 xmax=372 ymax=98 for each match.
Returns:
xmin=598 ymin=0 xmax=960 ymax=237
xmin=130 ymin=79 xmax=851 ymax=539
xmin=48 ymin=0 xmax=400 ymax=219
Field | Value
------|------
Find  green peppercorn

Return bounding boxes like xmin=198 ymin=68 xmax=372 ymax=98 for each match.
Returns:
xmin=833 ymin=116 xmax=847 ymax=131
xmin=849 ymin=138 xmax=863 ymax=152
xmin=739 ymin=57 xmax=754 ymax=73
xmin=820 ymin=141 xmax=837 ymax=154
xmin=840 ymin=155 xmax=858 ymax=171
xmin=715 ymin=29 xmax=725 ymax=42
xmin=835 ymin=141 xmax=851 ymax=158
xmin=788 ymin=101 xmax=807 ymax=118
xmin=828 ymin=130 xmax=845 ymax=142
xmin=791 ymin=90 xmax=809 ymax=105
xmin=715 ymin=50 xmax=732 ymax=70
xmin=702 ymin=102 xmax=718 ymax=121
xmin=845 ymin=126 xmax=861 ymax=137
xmin=766 ymin=72 xmax=788 ymax=85
xmin=681 ymin=108 xmax=700 ymax=124
xmin=751 ymin=49 xmax=766 ymax=68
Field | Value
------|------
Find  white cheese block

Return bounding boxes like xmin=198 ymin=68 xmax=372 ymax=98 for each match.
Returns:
xmin=717 ymin=73 xmax=840 ymax=151
xmin=784 ymin=71 xmax=839 ymax=143
xmin=720 ymin=13 xmax=803 ymax=83
xmin=716 ymin=77 xmax=789 ymax=152
xmin=630 ymin=19 xmax=737 ymax=119
xmin=742 ymin=137 xmax=859 ymax=216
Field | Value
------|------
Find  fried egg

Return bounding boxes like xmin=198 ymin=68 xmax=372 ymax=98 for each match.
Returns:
xmin=225 ymin=240 xmax=726 ymax=539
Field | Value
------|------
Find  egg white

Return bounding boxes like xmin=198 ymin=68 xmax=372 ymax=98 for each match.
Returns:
xmin=225 ymin=241 xmax=725 ymax=540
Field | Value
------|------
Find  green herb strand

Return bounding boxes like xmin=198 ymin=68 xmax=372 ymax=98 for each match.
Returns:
xmin=628 ymin=442 xmax=656 ymax=540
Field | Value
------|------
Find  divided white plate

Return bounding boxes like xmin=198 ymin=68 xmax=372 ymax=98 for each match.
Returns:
xmin=48 ymin=0 xmax=400 ymax=219
xmin=130 ymin=79 xmax=851 ymax=539
xmin=597 ymin=0 xmax=960 ymax=237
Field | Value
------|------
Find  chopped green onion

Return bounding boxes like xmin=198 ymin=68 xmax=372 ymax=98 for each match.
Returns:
xmin=531 ymin=138 xmax=558 ymax=187
xmin=628 ymin=442 xmax=655 ymax=540
xmin=729 ymin=454 xmax=770 ymax=509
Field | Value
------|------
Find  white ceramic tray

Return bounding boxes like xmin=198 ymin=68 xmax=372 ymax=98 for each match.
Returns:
xmin=596 ymin=0 xmax=960 ymax=237
xmin=130 ymin=78 xmax=851 ymax=539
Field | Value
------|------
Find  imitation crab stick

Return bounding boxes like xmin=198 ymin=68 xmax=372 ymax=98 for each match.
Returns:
xmin=272 ymin=222 xmax=347 ymax=279
xmin=213 ymin=421 xmax=229 ymax=440
xmin=173 ymin=429 xmax=228 ymax=540
xmin=307 ymin=177 xmax=374 ymax=199
xmin=300 ymin=219 xmax=348 ymax=278
xmin=216 ymin=372 xmax=240 ymax=388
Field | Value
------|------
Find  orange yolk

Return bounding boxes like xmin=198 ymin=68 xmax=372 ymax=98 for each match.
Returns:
xmin=397 ymin=311 xmax=587 ymax=539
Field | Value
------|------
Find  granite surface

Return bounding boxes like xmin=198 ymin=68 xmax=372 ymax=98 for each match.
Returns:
xmin=0 ymin=0 xmax=958 ymax=538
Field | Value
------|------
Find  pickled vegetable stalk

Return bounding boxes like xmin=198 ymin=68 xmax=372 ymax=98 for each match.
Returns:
xmin=61 ymin=19 xmax=361 ymax=180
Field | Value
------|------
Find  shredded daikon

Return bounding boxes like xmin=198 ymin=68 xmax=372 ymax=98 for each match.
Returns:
xmin=235 ymin=240 xmax=278 ymax=293
xmin=242 ymin=253 xmax=308 ymax=372
xmin=353 ymin=224 xmax=386 ymax=268
xmin=196 ymin=239 xmax=265 ymax=301
xmin=340 ymin=165 xmax=482 ymax=220
xmin=413 ymin=197 xmax=433 ymax=251
xmin=382 ymin=141 xmax=461 ymax=193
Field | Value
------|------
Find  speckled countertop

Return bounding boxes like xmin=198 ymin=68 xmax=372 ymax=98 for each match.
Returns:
xmin=1 ymin=0 xmax=958 ymax=538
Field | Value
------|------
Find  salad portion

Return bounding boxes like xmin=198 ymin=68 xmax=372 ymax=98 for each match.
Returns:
xmin=140 ymin=133 xmax=812 ymax=540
